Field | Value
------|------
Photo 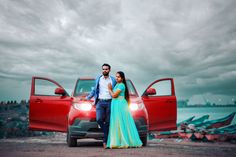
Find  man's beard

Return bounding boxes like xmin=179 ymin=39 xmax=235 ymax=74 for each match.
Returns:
xmin=103 ymin=72 xmax=109 ymax=76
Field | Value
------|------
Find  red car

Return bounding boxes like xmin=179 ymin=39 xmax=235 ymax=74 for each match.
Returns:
xmin=29 ymin=77 xmax=177 ymax=147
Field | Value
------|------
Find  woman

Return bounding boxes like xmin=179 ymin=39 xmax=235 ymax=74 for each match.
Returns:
xmin=106 ymin=71 xmax=142 ymax=148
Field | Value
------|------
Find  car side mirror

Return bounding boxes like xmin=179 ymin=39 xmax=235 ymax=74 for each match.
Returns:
xmin=55 ymin=87 xmax=66 ymax=95
xmin=145 ymin=88 xmax=156 ymax=95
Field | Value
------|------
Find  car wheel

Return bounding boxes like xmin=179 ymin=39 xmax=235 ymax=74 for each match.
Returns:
xmin=140 ymin=134 xmax=147 ymax=146
xmin=67 ymin=132 xmax=77 ymax=147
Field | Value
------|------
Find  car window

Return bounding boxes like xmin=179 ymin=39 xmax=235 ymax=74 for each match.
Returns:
xmin=126 ymin=80 xmax=138 ymax=96
xmin=35 ymin=79 xmax=60 ymax=96
xmin=74 ymin=80 xmax=95 ymax=96
xmin=149 ymin=80 xmax=172 ymax=96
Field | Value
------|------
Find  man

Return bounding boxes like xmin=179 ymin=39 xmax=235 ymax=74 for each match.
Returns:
xmin=86 ymin=63 xmax=116 ymax=148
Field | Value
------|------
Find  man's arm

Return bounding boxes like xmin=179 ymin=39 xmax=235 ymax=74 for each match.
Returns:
xmin=86 ymin=75 xmax=100 ymax=100
xmin=86 ymin=87 xmax=95 ymax=100
xmin=111 ymin=76 xmax=116 ymax=88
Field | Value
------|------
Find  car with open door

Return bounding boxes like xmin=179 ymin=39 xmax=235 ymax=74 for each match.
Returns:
xmin=29 ymin=77 xmax=176 ymax=147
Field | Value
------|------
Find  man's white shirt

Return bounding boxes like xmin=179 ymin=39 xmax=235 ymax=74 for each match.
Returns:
xmin=98 ymin=76 xmax=112 ymax=99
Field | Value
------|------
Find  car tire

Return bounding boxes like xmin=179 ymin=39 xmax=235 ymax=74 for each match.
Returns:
xmin=67 ymin=132 xmax=77 ymax=147
xmin=140 ymin=134 xmax=147 ymax=146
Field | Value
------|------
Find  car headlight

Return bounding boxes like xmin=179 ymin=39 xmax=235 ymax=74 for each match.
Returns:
xmin=73 ymin=102 xmax=92 ymax=111
xmin=129 ymin=103 xmax=143 ymax=111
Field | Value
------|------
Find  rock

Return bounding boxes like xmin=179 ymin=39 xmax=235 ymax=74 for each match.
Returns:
xmin=0 ymin=100 xmax=55 ymax=138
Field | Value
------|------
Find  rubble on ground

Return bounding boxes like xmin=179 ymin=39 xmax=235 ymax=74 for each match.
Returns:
xmin=0 ymin=100 xmax=54 ymax=138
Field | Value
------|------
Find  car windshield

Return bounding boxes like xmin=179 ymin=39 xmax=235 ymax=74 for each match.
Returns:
xmin=74 ymin=79 xmax=95 ymax=96
xmin=74 ymin=79 xmax=138 ymax=97
xmin=126 ymin=80 xmax=138 ymax=96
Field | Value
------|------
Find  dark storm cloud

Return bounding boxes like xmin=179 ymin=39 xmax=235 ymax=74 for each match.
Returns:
xmin=0 ymin=0 xmax=235 ymax=104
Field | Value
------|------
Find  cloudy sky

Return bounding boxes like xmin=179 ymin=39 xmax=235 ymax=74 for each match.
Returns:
xmin=0 ymin=0 xmax=236 ymax=104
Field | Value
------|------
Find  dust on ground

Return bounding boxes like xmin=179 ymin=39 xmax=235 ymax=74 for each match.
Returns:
xmin=0 ymin=133 xmax=236 ymax=157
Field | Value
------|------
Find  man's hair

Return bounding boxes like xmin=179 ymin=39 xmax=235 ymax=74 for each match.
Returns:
xmin=102 ymin=63 xmax=111 ymax=69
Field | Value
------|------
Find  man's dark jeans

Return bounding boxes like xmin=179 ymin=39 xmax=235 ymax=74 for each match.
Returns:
xmin=96 ymin=99 xmax=111 ymax=144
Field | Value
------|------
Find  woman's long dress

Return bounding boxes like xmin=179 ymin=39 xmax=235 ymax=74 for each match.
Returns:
xmin=106 ymin=83 xmax=142 ymax=148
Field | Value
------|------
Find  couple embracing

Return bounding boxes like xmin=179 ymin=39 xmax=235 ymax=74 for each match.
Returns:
xmin=86 ymin=63 xmax=142 ymax=149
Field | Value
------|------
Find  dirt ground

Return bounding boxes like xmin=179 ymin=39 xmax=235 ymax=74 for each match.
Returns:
xmin=0 ymin=133 xmax=236 ymax=157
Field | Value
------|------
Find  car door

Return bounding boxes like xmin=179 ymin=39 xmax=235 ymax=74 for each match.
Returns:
xmin=142 ymin=78 xmax=177 ymax=131
xmin=29 ymin=76 xmax=72 ymax=132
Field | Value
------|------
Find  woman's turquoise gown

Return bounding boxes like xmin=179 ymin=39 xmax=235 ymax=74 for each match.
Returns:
xmin=107 ymin=83 xmax=142 ymax=148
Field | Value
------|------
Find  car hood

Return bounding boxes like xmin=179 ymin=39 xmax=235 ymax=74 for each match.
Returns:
xmin=72 ymin=95 xmax=141 ymax=103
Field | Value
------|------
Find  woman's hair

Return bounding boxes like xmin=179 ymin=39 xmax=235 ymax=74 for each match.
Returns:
xmin=117 ymin=71 xmax=130 ymax=104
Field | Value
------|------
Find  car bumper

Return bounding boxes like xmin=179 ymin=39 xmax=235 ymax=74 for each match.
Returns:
xmin=68 ymin=117 xmax=148 ymax=139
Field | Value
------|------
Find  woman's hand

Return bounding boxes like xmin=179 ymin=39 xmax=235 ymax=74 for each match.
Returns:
xmin=108 ymin=83 xmax=112 ymax=90
xmin=108 ymin=83 xmax=121 ymax=98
